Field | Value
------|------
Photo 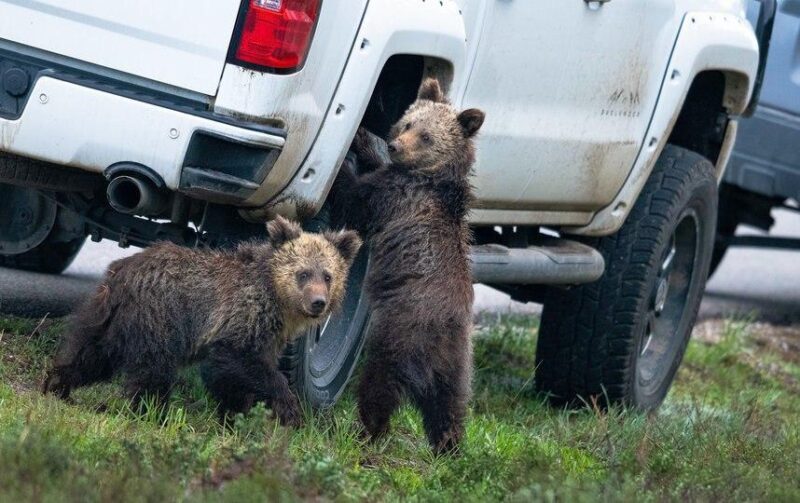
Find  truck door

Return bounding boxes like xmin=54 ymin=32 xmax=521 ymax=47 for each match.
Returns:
xmin=458 ymin=0 xmax=679 ymax=214
xmin=728 ymin=0 xmax=800 ymax=199
xmin=751 ymin=0 xmax=800 ymax=117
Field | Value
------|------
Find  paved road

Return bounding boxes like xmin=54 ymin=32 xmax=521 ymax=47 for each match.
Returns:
xmin=1 ymin=210 xmax=799 ymax=320
xmin=700 ymin=208 xmax=800 ymax=323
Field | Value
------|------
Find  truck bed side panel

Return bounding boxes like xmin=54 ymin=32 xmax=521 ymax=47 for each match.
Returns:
xmin=0 ymin=0 xmax=241 ymax=95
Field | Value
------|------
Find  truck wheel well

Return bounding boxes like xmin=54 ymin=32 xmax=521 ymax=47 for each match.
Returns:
xmin=360 ymin=55 xmax=453 ymax=139
xmin=667 ymin=71 xmax=727 ymax=165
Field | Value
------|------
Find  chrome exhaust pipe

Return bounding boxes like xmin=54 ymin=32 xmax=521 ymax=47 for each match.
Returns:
xmin=107 ymin=175 xmax=167 ymax=216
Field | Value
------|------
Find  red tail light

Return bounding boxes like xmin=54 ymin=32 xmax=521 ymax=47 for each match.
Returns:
xmin=234 ymin=0 xmax=321 ymax=72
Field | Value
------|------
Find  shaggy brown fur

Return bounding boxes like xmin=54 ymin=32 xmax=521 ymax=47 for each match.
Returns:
xmin=42 ymin=217 xmax=361 ymax=426
xmin=331 ymin=78 xmax=485 ymax=453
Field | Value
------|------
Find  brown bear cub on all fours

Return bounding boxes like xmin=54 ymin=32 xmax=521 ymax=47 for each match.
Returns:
xmin=43 ymin=217 xmax=361 ymax=427
xmin=332 ymin=78 xmax=485 ymax=453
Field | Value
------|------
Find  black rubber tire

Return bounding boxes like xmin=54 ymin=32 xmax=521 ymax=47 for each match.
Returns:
xmin=0 ymin=152 xmax=103 ymax=192
xmin=535 ymin=145 xmax=717 ymax=410
xmin=0 ymin=233 xmax=86 ymax=274
xmin=0 ymin=183 xmax=86 ymax=274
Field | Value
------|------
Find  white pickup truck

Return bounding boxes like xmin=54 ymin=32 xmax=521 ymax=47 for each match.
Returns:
xmin=0 ymin=1 xmax=772 ymax=410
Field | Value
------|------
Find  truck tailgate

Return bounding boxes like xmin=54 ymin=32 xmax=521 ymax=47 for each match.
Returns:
xmin=0 ymin=0 xmax=241 ymax=95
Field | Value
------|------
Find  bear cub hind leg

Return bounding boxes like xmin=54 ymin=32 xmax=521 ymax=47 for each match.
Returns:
xmin=415 ymin=369 xmax=470 ymax=455
xmin=357 ymin=352 xmax=405 ymax=440
xmin=203 ymin=344 xmax=303 ymax=427
xmin=123 ymin=364 xmax=177 ymax=410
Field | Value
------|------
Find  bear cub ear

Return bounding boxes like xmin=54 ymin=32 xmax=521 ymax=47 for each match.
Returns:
xmin=457 ymin=108 xmax=485 ymax=138
xmin=417 ymin=78 xmax=445 ymax=103
xmin=325 ymin=230 xmax=363 ymax=264
xmin=266 ymin=216 xmax=303 ymax=248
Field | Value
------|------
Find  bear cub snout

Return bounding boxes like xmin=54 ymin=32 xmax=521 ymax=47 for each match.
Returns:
xmin=43 ymin=216 xmax=361 ymax=426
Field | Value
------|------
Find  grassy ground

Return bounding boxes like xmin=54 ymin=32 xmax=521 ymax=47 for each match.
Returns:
xmin=0 ymin=314 xmax=798 ymax=502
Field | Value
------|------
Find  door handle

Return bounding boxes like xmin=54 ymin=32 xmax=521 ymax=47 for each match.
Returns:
xmin=584 ymin=0 xmax=611 ymax=10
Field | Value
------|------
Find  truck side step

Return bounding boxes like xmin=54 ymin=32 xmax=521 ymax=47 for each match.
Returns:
xmin=470 ymin=238 xmax=605 ymax=285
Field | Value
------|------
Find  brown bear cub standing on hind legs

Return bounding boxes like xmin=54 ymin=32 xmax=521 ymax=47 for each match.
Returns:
xmin=332 ymin=78 xmax=485 ymax=453
xmin=43 ymin=217 xmax=361 ymax=426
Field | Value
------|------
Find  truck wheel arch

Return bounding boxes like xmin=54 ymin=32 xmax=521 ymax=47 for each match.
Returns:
xmin=572 ymin=12 xmax=759 ymax=237
xmin=668 ymin=70 xmax=733 ymax=170
xmin=360 ymin=55 xmax=456 ymax=140
xmin=256 ymin=0 xmax=468 ymax=221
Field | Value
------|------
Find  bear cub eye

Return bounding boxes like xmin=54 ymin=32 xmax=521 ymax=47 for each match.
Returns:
xmin=297 ymin=271 xmax=310 ymax=283
xmin=404 ymin=122 xmax=412 ymax=132
xmin=323 ymin=272 xmax=332 ymax=284
xmin=420 ymin=132 xmax=432 ymax=144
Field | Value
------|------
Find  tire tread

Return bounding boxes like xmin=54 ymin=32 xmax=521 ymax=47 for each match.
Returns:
xmin=535 ymin=145 xmax=716 ymax=407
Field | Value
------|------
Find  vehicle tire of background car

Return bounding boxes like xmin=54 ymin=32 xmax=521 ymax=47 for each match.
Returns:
xmin=0 ymin=233 xmax=85 ymax=274
xmin=0 ymin=152 xmax=103 ymax=192
xmin=535 ymin=144 xmax=717 ymax=410
xmin=279 ymin=162 xmax=371 ymax=409
xmin=0 ymin=183 xmax=86 ymax=274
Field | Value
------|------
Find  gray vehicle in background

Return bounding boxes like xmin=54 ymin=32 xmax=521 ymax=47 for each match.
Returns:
xmin=714 ymin=0 xmax=800 ymax=272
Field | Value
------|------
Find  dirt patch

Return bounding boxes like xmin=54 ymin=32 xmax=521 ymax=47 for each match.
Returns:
xmin=691 ymin=318 xmax=800 ymax=393
xmin=201 ymin=458 xmax=260 ymax=489
xmin=749 ymin=322 xmax=800 ymax=365
xmin=185 ymin=439 xmax=323 ymax=501
xmin=692 ymin=319 xmax=727 ymax=344
xmin=692 ymin=319 xmax=800 ymax=363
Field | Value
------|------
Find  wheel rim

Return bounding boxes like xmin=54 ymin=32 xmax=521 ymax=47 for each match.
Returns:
xmin=0 ymin=184 xmax=57 ymax=255
xmin=636 ymin=209 xmax=700 ymax=395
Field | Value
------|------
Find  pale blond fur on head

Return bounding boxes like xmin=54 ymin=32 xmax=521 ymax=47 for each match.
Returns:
xmin=266 ymin=217 xmax=362 ymax=333
xmin=270 ymin=234 xmax=348 ymax=315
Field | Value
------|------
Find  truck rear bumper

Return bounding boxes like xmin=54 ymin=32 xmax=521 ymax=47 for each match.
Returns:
xmin=0 ymin=76 xmax=285 ymax=199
